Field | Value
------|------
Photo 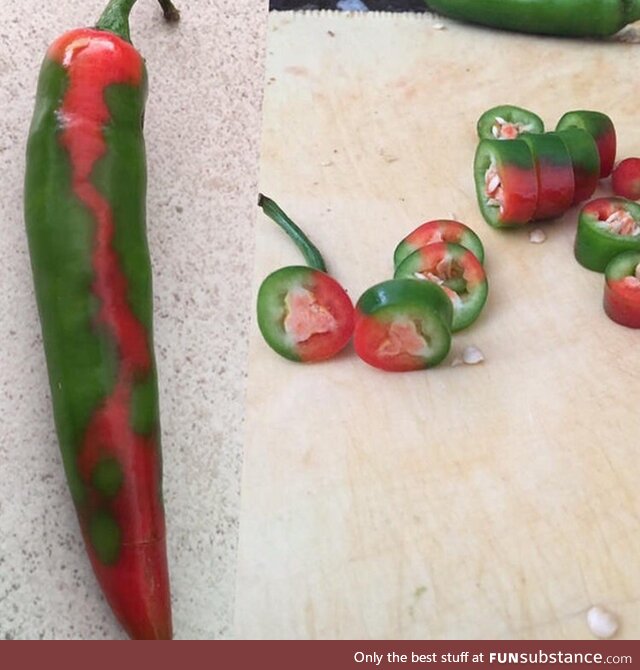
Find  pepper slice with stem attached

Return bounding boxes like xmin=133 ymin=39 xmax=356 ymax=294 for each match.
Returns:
xmin=394 ymin=242 xmax=488 ymax=332
xmin=477 ymin=104 xmax=544 ymax=141
xmin=354 ymin=279 xmax=453 ymax=372
xmin=557 ymin=127 xmax=600 ymax=205
xmin=257 ymin=195 xmax=354 ymax=362
xmin=575 ymin=198 xmax=640 ymax=272
xmin=556 ymin=111 xmax=616 ymax=178
xmin=604 ymin=251 xmax=640 ymax=328
xmin=393 ymin=219 xmax=485 ymax=268
xmin=519 ymin=132 xmax=575 ymax=220
xmin=474 ymin=139 xmax=538 ymax=228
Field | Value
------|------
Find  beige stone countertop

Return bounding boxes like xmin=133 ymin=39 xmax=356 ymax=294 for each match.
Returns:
xmin=0 ymin=0 xmax=266 ymax=639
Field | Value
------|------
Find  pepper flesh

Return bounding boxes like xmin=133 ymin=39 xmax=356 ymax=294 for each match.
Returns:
xmin=425 ymin=0 xmax=640 ymax=37
xmin=24 ymin=0 xmax=177 ymax=640
xmin=604 ymin=251 xmax=640 ymax=328
xmin=575 ymin=198 xmax=640 ymax=272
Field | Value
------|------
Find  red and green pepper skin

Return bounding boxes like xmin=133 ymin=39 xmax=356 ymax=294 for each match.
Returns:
xmin=612 ymin=158 xmax=640 ymax=200
xmin=556 ymin=111 xmax=616 ymax=178
xmin=24 ymin=0 xmax=178 ymax=640
xmin=474 ymin=139 xmax=538 ymax=228
xmin=519 ymin=132 xmax=574 ymax=220
xmin=477 ymin=105 xmax=544 ymax=141
xmin=557 ymin=127 xmax=601 ymax=205
xmin=354 ymin=279 xmax=453 ymax=372
xmin=575 ymin=198 xmax=640 ymax=272
xmin=393 ymin=219 xmax=485 ymax=268
xmin=604 ymin=251 xmax=640 ymax=328
xmin=425 ymin=0 xmax=640 ymax=37
xmin=394 ymin=242 xmax=488 ymax=332
xmin=257 ymin=195 xmax=354 ymax=362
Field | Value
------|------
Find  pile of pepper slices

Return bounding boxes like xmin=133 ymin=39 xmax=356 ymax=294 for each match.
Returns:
xmin=258 ymin=105 xmax=640 ymax=371
xmin=257 ymin=195 xmax=488 ymax=372
xmin=474 ymin=104 xmax=640 ymax=328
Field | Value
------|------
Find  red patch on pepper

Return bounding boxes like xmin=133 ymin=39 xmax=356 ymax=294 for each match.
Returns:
xmin=604 ymin=277 xmax=640 ymax=328
xmin=533 ymin=162 xmax=575 ymax=220
xmin=497 ymin=164 xmax=538 ymax=224
xmin=596 ymin=130 xmax=616 ymax=179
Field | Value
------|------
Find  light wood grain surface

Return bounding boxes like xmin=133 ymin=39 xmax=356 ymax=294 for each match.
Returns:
xmin=236 ymin=11 xmax=640 ymax=639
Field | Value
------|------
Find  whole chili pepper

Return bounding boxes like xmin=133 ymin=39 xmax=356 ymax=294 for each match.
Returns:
xmin=24 ymin=0 xmax=179 ymax=640
xmin=257 ymin=195 xmax=355 ymax=363
xmin=425 ymin=0 xmax=640 ymax=37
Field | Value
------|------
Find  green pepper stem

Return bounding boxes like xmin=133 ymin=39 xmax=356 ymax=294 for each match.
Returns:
xmin=258 ymin=194 xmax=328 ymax=273
xmin=96 ymin=0 xmax=180 ymax=43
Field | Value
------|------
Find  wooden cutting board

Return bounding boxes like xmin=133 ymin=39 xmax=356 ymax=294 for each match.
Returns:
xmin=235 ymin=11 xmax=640 ymax=639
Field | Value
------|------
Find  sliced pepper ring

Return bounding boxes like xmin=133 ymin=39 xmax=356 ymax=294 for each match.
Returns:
xmin=556 ymin=110 xmax=616 ymax=178
xmin=575 ymin=197 xmax=640 ymax=272
xmin=394 ymin=242 xmax=488 ymax=332
xmin=257 ymin=266 xmax=354 ymax=362
xmin=474 ymin=139 xmax=538 ymax=228
xmin=354 ymin=279 xmax=453 ymax=372
xmin=519 ymin=131 xmax=575 ymax=220
xmin=393 ymin=219 xmax=485 ymax=268
xmin=477 ymin=104 xmax=544 ymax=141
xmin=604 ymin=251 xmax=640 ymax=328
xmin=557 ymin=127 xmax=600 ymax=205
xmin=256 ymin=195 xmax=355 ymax=362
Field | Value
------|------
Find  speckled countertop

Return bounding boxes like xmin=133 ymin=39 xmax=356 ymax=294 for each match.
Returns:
xmin=0 ymin=0 xmax=266 ymax=639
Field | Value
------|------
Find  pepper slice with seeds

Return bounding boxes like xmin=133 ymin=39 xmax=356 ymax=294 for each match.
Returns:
xmin=519 ymin=132 xmax=575 ymax=220
xmin=477 ymin=104 xmax=544 ymax=141
xmin=393 ymin=219 xmax=485 ymax=268
xmin=354 ymin=279 xmax=453 ymax=372
xmin=257 ymin=195 xmax=354 ymax=362
xmin=394 ymin=242 xmax=488 ymax=332
xmin=474 ymin=139 xmax=538 ymax=228
xmin=556 ymin=110 xmax=616 ymax=178
xmin=604 ymin=251 xmax=640 ymax=328
xmin=575 ymin=198 xmax=640 ymax=272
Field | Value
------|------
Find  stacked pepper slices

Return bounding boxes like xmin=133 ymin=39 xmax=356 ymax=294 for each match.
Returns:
xmin=257 ymin=199 xmax=488 ymax=371
xmin=474 ymin=106 xmax=616 ymax=228
xmin=474 ymin=105 xmax=640 ymax=329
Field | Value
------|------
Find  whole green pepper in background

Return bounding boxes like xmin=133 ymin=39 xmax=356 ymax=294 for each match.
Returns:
xmin=425 ymin=0 xmax=640 ymax=37
xmin=24 ymin=0 xmax=178 ymax=640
